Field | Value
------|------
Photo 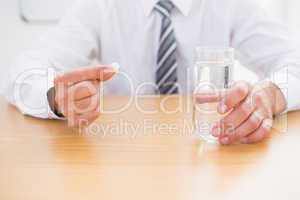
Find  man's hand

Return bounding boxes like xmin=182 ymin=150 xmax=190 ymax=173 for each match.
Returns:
xmin=196 ymin=81 xmax=287 ymax=145
xmin=53 ymin=65 xmax=117 ymax=127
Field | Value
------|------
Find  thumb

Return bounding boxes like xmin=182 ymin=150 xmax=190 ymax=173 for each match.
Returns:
xmin=55 ymin=63 xmax=119 ymax=86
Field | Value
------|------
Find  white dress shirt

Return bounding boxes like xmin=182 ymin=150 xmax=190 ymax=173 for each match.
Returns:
xmin=4 ymin=0 xmax=300 ymax=119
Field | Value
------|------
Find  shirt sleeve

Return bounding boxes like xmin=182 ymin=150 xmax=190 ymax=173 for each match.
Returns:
xmin=231 ymin=0 xmax=300 ymax=112
xmin=4 ymin=0 xmax=102 ymax=119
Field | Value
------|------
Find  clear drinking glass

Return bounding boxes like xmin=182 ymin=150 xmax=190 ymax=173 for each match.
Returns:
xmin=190 ymin=47 xmax=234 ymax=143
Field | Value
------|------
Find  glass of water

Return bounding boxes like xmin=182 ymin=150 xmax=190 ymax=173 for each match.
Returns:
xmin=190 ymin=47 xmax=234 ymax=143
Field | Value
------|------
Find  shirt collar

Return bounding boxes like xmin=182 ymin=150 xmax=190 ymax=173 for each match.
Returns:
xmin=143 ymin=0 xmax=193 ymax=17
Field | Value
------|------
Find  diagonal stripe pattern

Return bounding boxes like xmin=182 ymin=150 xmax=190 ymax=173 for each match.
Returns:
xmin=155 ymin=0 xmax=179 ymax=95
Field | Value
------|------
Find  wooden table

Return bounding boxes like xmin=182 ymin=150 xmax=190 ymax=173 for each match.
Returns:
xmin=0 ymin=96 xmax=299 ymax=200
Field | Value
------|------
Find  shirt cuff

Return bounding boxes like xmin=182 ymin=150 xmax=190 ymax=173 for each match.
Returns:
xmin=269 ymin=65 xmax=300 ymax=113
xmin=46 ymin=69 xmax=65 ymax=120
xmin=47 ymin=87 xmax=65 ymax=119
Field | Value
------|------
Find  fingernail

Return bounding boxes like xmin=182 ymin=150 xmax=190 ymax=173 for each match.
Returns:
xmin=219 ymin=104 xmax=228 ymax=114
xmin=262 ymin=119 xmax=273 ymax=130
xmin=249 ymin=111 xmax=262 ymax=125
xmin=253 ymin=111 xmax=264 ymax=121
xmin=111 ymin=62 xmax=120 ymax=73
xmin=221 ymin=137 xmax=230 ymax=145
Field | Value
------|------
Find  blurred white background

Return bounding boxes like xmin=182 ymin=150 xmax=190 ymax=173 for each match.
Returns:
xmin=0 ymin=0 xmax=300 ymax=92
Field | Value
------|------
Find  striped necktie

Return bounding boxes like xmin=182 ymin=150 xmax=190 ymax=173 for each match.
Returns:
xmin=155 ymin=0 xmax=179 ymax=95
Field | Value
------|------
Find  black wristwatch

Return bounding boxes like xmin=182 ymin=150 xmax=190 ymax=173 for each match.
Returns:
xmin=47 ymin=87 xmax=64 ymax=118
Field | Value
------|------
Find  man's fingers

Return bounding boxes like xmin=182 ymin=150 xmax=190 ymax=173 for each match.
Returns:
xmin=213 ymin=98 xmax=255 ymax=138
xmin=217 ymin=81 xmax=250 ymax=114
xmin=75 ymin=109 xmax=101 ymax=128
xmin=73 ymin=94 xmax=100 ymax=114
xmin=68 ymin=108 xmax=100 ymax=128
xmin=68 ymin=80 xmax=99 ymax=101
xmin=225 ymin=111 xmax=265 ymax=144
xmin=55 ymin=65 xmax=117 ymax=86
xmin=54 ymin=80 xmax=100 ymax=116
xmin=60 ymin=94 xmax=100 ymax=116
xmin=240 ymin=119 xmax=273 ymax=144
xmin=195 ymin=93 xmax=220 ymax=104
xmin=195 ymin=81 xmax=250 ymax=108
xmin=250 ymin=88 xmax=274 ymax=119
